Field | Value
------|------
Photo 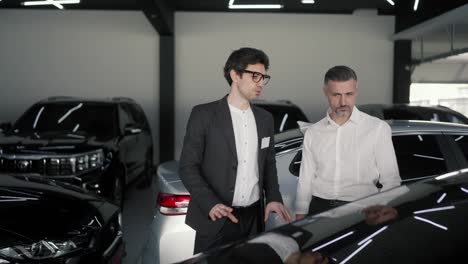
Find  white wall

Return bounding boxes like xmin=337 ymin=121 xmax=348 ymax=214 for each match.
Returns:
xmin=0 ymin=9 xmax=160 ymax=162
xmin=174 ymin=12 xmax=395 ymax=159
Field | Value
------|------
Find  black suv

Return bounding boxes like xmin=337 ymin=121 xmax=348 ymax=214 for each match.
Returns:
xmin=252 ymin=100 xmax=309 ymax=133
xmin=0 ymin=96 xmax=153 ymax=207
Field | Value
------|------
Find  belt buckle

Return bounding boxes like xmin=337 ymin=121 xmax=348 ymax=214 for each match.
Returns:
xmin=329 ymin=200 xmax=338 ymax=206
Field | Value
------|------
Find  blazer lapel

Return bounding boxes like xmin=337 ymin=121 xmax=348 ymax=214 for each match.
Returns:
xmin=252 ymin=106 xmax=264 ymax=167
xmin=218 ymin=96 xmax=238 ymax=161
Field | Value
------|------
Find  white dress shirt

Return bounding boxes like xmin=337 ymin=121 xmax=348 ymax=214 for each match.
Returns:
xmin=295 ymin=106 xmax=401 ymax=214
xmin=229 ymin=104 xmax=260 ymax=207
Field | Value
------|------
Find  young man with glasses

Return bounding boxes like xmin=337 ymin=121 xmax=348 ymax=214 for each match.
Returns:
xmin=179 ymin=47 xmax=291 ymax=254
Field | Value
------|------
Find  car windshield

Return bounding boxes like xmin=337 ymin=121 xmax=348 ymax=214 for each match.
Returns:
xmin=12 ymin=102 xmax=118 ymax=138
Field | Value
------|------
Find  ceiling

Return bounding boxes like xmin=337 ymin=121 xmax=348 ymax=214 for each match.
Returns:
xmin=2 ymin=0 xmax=467 ymax=83
xmin=0 ymin=0 xmax=396 ymax=14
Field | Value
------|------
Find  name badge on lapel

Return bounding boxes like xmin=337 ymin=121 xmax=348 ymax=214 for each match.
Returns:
xmin=261 ymin=137 xmax=270 ymax=149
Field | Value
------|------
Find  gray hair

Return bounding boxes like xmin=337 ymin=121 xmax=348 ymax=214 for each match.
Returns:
xmin=324 ymin=65 xmax=357 ymax=85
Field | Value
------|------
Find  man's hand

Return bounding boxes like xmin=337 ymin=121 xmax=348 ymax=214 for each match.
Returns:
xmin=295 ymin=214 xmax=306 ymax=221
xmin=209 ymin=203 xmax=239 ymax=223
xmin=286 ymin=252 xmax=329 ymax=264
xmin=264 ymin=201 xmax=292 ymax=223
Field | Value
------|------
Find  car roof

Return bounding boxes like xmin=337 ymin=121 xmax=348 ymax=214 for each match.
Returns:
xmin=358 ymin=103 xmax=465 ymax=115
xmin=252 ymin=99 xmax=299 ymax=107
xmin=37 ymin=96 xmax=136 ymax=104
xmin=274 ymin=120 xmax=468 ymax=143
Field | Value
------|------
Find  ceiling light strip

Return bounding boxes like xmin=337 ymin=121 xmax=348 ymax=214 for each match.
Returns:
xmin=301 ymin=0 xmax=315 ymax=4
xmin=413 ymin=0 xmax=420 ymax=11
xmin=228 ymin=0 xmax=283 ymax=9
xmin=22 ymin=0 xmax=79 ymax=6
xmin=386 ymin=0 xmax=395 ymax=6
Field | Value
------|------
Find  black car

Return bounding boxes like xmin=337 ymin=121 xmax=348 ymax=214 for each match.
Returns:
xmin=252 ymin=100 xmax=309 ymax=133
xmin=0 ymin=96 xmax=154 ymax=207
xmin=0 ymin=173 xmax=125 ymax=264
xmin=359 ymin=104 xmax=468 ymax=124
xmin=178 ymin=169 xmax=468 ymax=264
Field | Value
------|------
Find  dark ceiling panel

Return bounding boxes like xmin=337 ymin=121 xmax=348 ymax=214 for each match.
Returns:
xmin=174 ymin=0 xmax=395 ymax=14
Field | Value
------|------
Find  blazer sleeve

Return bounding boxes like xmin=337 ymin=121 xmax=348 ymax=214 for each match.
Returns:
xmin=263 ymin=113 xmax=283 ymax=204
xmin=179 ymin=106 xmax=221 ymax=216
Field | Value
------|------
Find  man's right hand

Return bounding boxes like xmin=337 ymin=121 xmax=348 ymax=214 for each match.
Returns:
xmin=295 ymin=214 xmax=306 ymax=221
xmin=209 ymin=203 xmax=239 ymax=223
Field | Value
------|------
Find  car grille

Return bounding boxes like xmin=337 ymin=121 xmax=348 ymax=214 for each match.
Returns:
xmin=0 ymin=158 xmax=73 ymax=176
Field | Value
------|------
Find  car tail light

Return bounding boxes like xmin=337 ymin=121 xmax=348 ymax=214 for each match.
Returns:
xmin=158 ymin=193 xmax=190 ymax=215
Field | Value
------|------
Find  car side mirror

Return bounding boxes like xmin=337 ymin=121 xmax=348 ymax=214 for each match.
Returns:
xmin=124 ymin=125 xmax=142 ymax=135
xmin=0 ymin=122 xmax=12 ymax=133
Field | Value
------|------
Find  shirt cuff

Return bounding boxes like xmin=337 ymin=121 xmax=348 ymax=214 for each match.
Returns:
xmin=295 ymin=200 xmax=310 ymax=214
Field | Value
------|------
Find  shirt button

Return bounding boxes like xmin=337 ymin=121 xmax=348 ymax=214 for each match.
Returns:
xmin=243 ymin=160 xmax=246 ymax=163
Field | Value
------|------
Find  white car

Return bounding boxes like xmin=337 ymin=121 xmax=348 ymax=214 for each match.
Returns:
xmin=142 ymin=120 xmax=468 ymax=263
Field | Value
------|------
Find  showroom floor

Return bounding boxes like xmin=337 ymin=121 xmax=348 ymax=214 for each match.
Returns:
xmin=122 ymin=175 xmax=156 ymax=264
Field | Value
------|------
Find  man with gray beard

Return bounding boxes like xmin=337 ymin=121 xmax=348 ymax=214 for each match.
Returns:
xmin=295 ymin=65 xmax=401 ymax=220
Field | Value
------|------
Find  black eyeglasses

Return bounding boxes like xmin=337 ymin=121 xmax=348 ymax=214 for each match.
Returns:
xmin=240 ymin=70 xmax=271 ymax=85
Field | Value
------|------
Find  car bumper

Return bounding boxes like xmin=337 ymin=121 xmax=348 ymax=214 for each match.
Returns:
xmin=141 ymin=211 xmax=195 ymax=264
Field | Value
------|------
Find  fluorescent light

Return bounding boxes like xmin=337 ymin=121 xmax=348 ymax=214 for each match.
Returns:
xmin=386 ymin=0 xmax=395 ymax=5
xmin=301 ymin=0 xmax=315 ymax=4
xmin=414 ymin=216 xmax=448 ymax=230
xmin=413 ymin=0 xmax=420 ymax=11
xmin=435 ymin=170 xmax=460 ymax=180
xmin=228 ymin=4 xmax=283 ymax=9
xmin=358 ymin=226 xmax=388 ymax=246
xmin=413 ymin=205 xmax=455 ymax=214
xmin=413 ymin=154 xmax=444 ymax=161
xmin=340 ymin=239 xmax=372 ymax=264
xmin=312 ymin=231 xmax=354 ymax=252
xmin=22 ymin=0 xmax=79 ymax=8
xmin=228 ymin=0 xmax=283 ymax=9
xmin=437 ymin=193 xmax=447 ymax=204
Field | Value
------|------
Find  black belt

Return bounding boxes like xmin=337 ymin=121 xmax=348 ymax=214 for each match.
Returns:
xmin=312 ymin=196 xmax=348 ymax=206
xmin=231 ymin=200 xmax=260 ymax=211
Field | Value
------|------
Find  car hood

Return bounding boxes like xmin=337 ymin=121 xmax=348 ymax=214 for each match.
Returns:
xmin=0 ymin=174 xmax=108 ymax=246
xmin=0 ymin=132 xmax=118 ymax=154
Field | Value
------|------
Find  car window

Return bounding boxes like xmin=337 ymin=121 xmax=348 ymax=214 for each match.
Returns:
xmin=383 ymin=109 xmax=424 ymax=120
xmin=119 ymin=104 xmax=136 ymax=129
xmin=446 ymin=134 xmax=468 ymax=167
xmin=392 ymin=134 xmax=448 ymax=182
xmin=256 ymin=105 xmax=308 ymax=133
xmin=288 ymin=134 xmax=449 ymax=180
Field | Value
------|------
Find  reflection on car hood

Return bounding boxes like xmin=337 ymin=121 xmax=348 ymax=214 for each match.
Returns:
xmin=180 ymin=169 xmax=468 ymax=264
xmin=0 ymin=174 xmax=107 ymax=246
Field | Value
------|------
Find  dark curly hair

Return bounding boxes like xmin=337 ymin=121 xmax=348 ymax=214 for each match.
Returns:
xmin=223 ymin=47 xmax=269 ymax=86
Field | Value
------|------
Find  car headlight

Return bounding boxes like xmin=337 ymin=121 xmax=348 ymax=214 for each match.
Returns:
xmin=45 ymin=149 xmax=104 ymax=176
xmin=0 ymin=240 xmax=82 ymax=262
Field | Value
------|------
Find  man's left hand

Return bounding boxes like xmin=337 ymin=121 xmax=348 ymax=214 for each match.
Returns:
xmin=264 ymin=201 xmax=292 ymax=223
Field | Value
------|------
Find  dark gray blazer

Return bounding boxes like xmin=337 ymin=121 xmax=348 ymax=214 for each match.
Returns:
xmin=179 ymin=96 xmax=283 ymax=235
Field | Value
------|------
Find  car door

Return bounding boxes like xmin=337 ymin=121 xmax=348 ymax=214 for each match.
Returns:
xmin=441 ymin=132 xmax=468 ymax=169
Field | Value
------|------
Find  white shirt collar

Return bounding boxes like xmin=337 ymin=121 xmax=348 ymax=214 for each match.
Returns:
xmin=326 ymin=106 xmax=362 ymax=126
